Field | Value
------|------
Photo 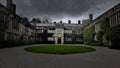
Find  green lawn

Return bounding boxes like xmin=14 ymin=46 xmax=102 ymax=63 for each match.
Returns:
xmin=24 ymin=44 xmax=96 ymax=55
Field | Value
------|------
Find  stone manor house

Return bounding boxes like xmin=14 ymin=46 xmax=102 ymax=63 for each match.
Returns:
xmin=34 ymin=21 xmax=84 ymax=44
xmin=0 ymin=0 xmax=84 ymax=45
xmin=0 ymin=0 xmax=120 ymax=47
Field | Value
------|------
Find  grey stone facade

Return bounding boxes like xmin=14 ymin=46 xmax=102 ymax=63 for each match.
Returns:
xmin=34 ymin=21 xmax=83 ymax=44
xmin=0 ymin=0 xmax=35 ymax=43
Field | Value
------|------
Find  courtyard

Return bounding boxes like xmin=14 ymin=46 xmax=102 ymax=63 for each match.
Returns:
xmin=0 ymin=44 xmax=120 ymax=68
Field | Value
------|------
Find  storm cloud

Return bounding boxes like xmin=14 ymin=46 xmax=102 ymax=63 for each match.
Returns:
xmin=0 ymin=0 xmax=120 ymax=22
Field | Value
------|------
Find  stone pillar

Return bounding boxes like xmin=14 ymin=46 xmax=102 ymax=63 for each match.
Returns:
xmin=112 ymin=15 xmax=115 ymax=26
xmin=108 ymin=40 xmax=112 ymax=48
xmin=114 ymin=15 xmax=116 ymax=26
xmin=4 ymin=32 xmax=7 ymax=40
xmin=55 ymin=37 xmax=58 ymax=44
xmin=110 ymin=17 xmax=112 ymax=26
xmin=112 ymin=15 xmax=114 ymax=26
xmin=61 ymin=37 xmax=64 ymax=44
xmin=117 ymin=13 xmax=119 ymax=25
xmin=118 ymin=12 xmax=120 ymax=24
xmin=110 ymin=16 xmax=112 ymax=27
xmin=115 ymin=14 xmax=117 ymax=25
xmin=109 ymin=17 xmax=111 ymax=27
xmin=113 ymin=15 xmax=115 ymax=26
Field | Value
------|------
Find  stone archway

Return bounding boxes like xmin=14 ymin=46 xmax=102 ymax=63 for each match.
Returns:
xmin=54 ymin=37 xmax=64 ymax=44
xmin=53 ymin=28 xmax=64 ymax=44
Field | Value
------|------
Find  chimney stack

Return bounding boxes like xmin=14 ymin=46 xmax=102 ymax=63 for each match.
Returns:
xmin=89 ymin=14 xmax=93 ymax=23
xmin=54 ymin=21 xmax=56 ymax=24
xmin=6 ymin=0 xmax=16 ymax=13
xmin=11 ymin=3 xmax=16 ymax=13
xmin=78 ymin=20 xmax=81 ymax=24
xmin=68 ymin=20 xmax=71 ymax=24
xmin=60 ymin=21 xmax=62 ymax=23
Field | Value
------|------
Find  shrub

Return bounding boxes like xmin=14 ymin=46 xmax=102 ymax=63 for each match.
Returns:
xmin=104 ymin=24 xmax=120 ymax=48
xmin=83 ymin=25 xmax=95 ymax=44
xmin=97 ymin=31 xmax=104 ymax=44
xmin=105 ymin=25 xmax=120 ymax=40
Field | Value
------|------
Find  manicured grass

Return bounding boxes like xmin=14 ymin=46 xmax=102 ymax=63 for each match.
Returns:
xmin=24 ymin=44 xmax=96 ymax=55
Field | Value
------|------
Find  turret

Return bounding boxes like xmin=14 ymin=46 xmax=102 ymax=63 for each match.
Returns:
xmin=6 ymin=0 xmax=16 ymax=13
xmin=11 ymin=3 xmax=16 ymax=13
xmin=89 ymin=14 xmax=93 ymax=23
xmin=6 ymin=0 xmax=12 ymax=9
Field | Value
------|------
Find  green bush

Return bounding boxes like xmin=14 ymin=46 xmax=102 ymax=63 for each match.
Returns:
xmin=96 ymin=19 xmax=110 ymax=44
xmin=83 ymin=25 xmax=95 ymax=44
xmin=100 ymin=19 xmax=110 ymax=32
xmin=22 ymin=39 xmax=30 ymax=45
xmin=97 ymin=31 xmax=104 ymax=44
xmin=104 ymin=24 xmax=120 ymax=48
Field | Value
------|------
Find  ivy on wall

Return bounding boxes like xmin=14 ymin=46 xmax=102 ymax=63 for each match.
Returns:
xmin=100 ymin=18 xmax=110 ymax=32
xmin=96 ymin=18 xmax=110 ymax=43
xmin=96 ymin=18 xmax=120 ymax=47
xmin=105 ymin=24 xmax=120 ymax=41
xmin=83 ymin=25 xmax=95 ymax=44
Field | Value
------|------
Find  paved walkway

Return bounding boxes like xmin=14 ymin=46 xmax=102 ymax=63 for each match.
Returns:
xmin=0 ymin=45 xmax=120 ymax=68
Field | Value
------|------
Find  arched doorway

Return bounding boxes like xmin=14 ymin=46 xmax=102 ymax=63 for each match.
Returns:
xmin=58 ymin=38 xmax=61 ymax=44
xmin=53 ymin=28 xmax=64 ymax=44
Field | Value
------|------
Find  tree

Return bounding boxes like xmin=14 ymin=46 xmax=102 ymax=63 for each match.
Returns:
xmin=43 ymin=16 xmax=52 ymax=23
xmin=31 ymin=17 xmax=41 ymax=23
xmin=83 ymin=25 xmax=95 ymax=44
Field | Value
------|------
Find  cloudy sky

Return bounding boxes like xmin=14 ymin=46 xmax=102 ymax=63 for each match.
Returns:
xmin=0 ymin=0 xmax=120 ymax=23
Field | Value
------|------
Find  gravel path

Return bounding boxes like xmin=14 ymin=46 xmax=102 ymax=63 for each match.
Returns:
xmin=0 ymin=45 xmax=120 ymax=68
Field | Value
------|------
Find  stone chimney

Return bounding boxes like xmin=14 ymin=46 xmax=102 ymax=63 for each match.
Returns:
xmin=68 ymin=20 xmax=71 ymax=24
xmin=11 ymin=3 xmax=16 ymax=13
xmin=78 ymin=20 xmax=81 ymax=24
xmin=89 ymin=14 xmax=93 ymax=23
xmin=54 ymin=21 xmax=56 ymax=24
xmin=6 ymin=0 xmax=12 ymax=8
xmin=6 ymin=0 xmax=16 ymax=13
xmin=60 ymin=21 xmax=62 ymax=23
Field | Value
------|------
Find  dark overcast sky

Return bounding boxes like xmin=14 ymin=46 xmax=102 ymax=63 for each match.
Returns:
xmin=0 ymin=0 xmax=120 ymax=23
